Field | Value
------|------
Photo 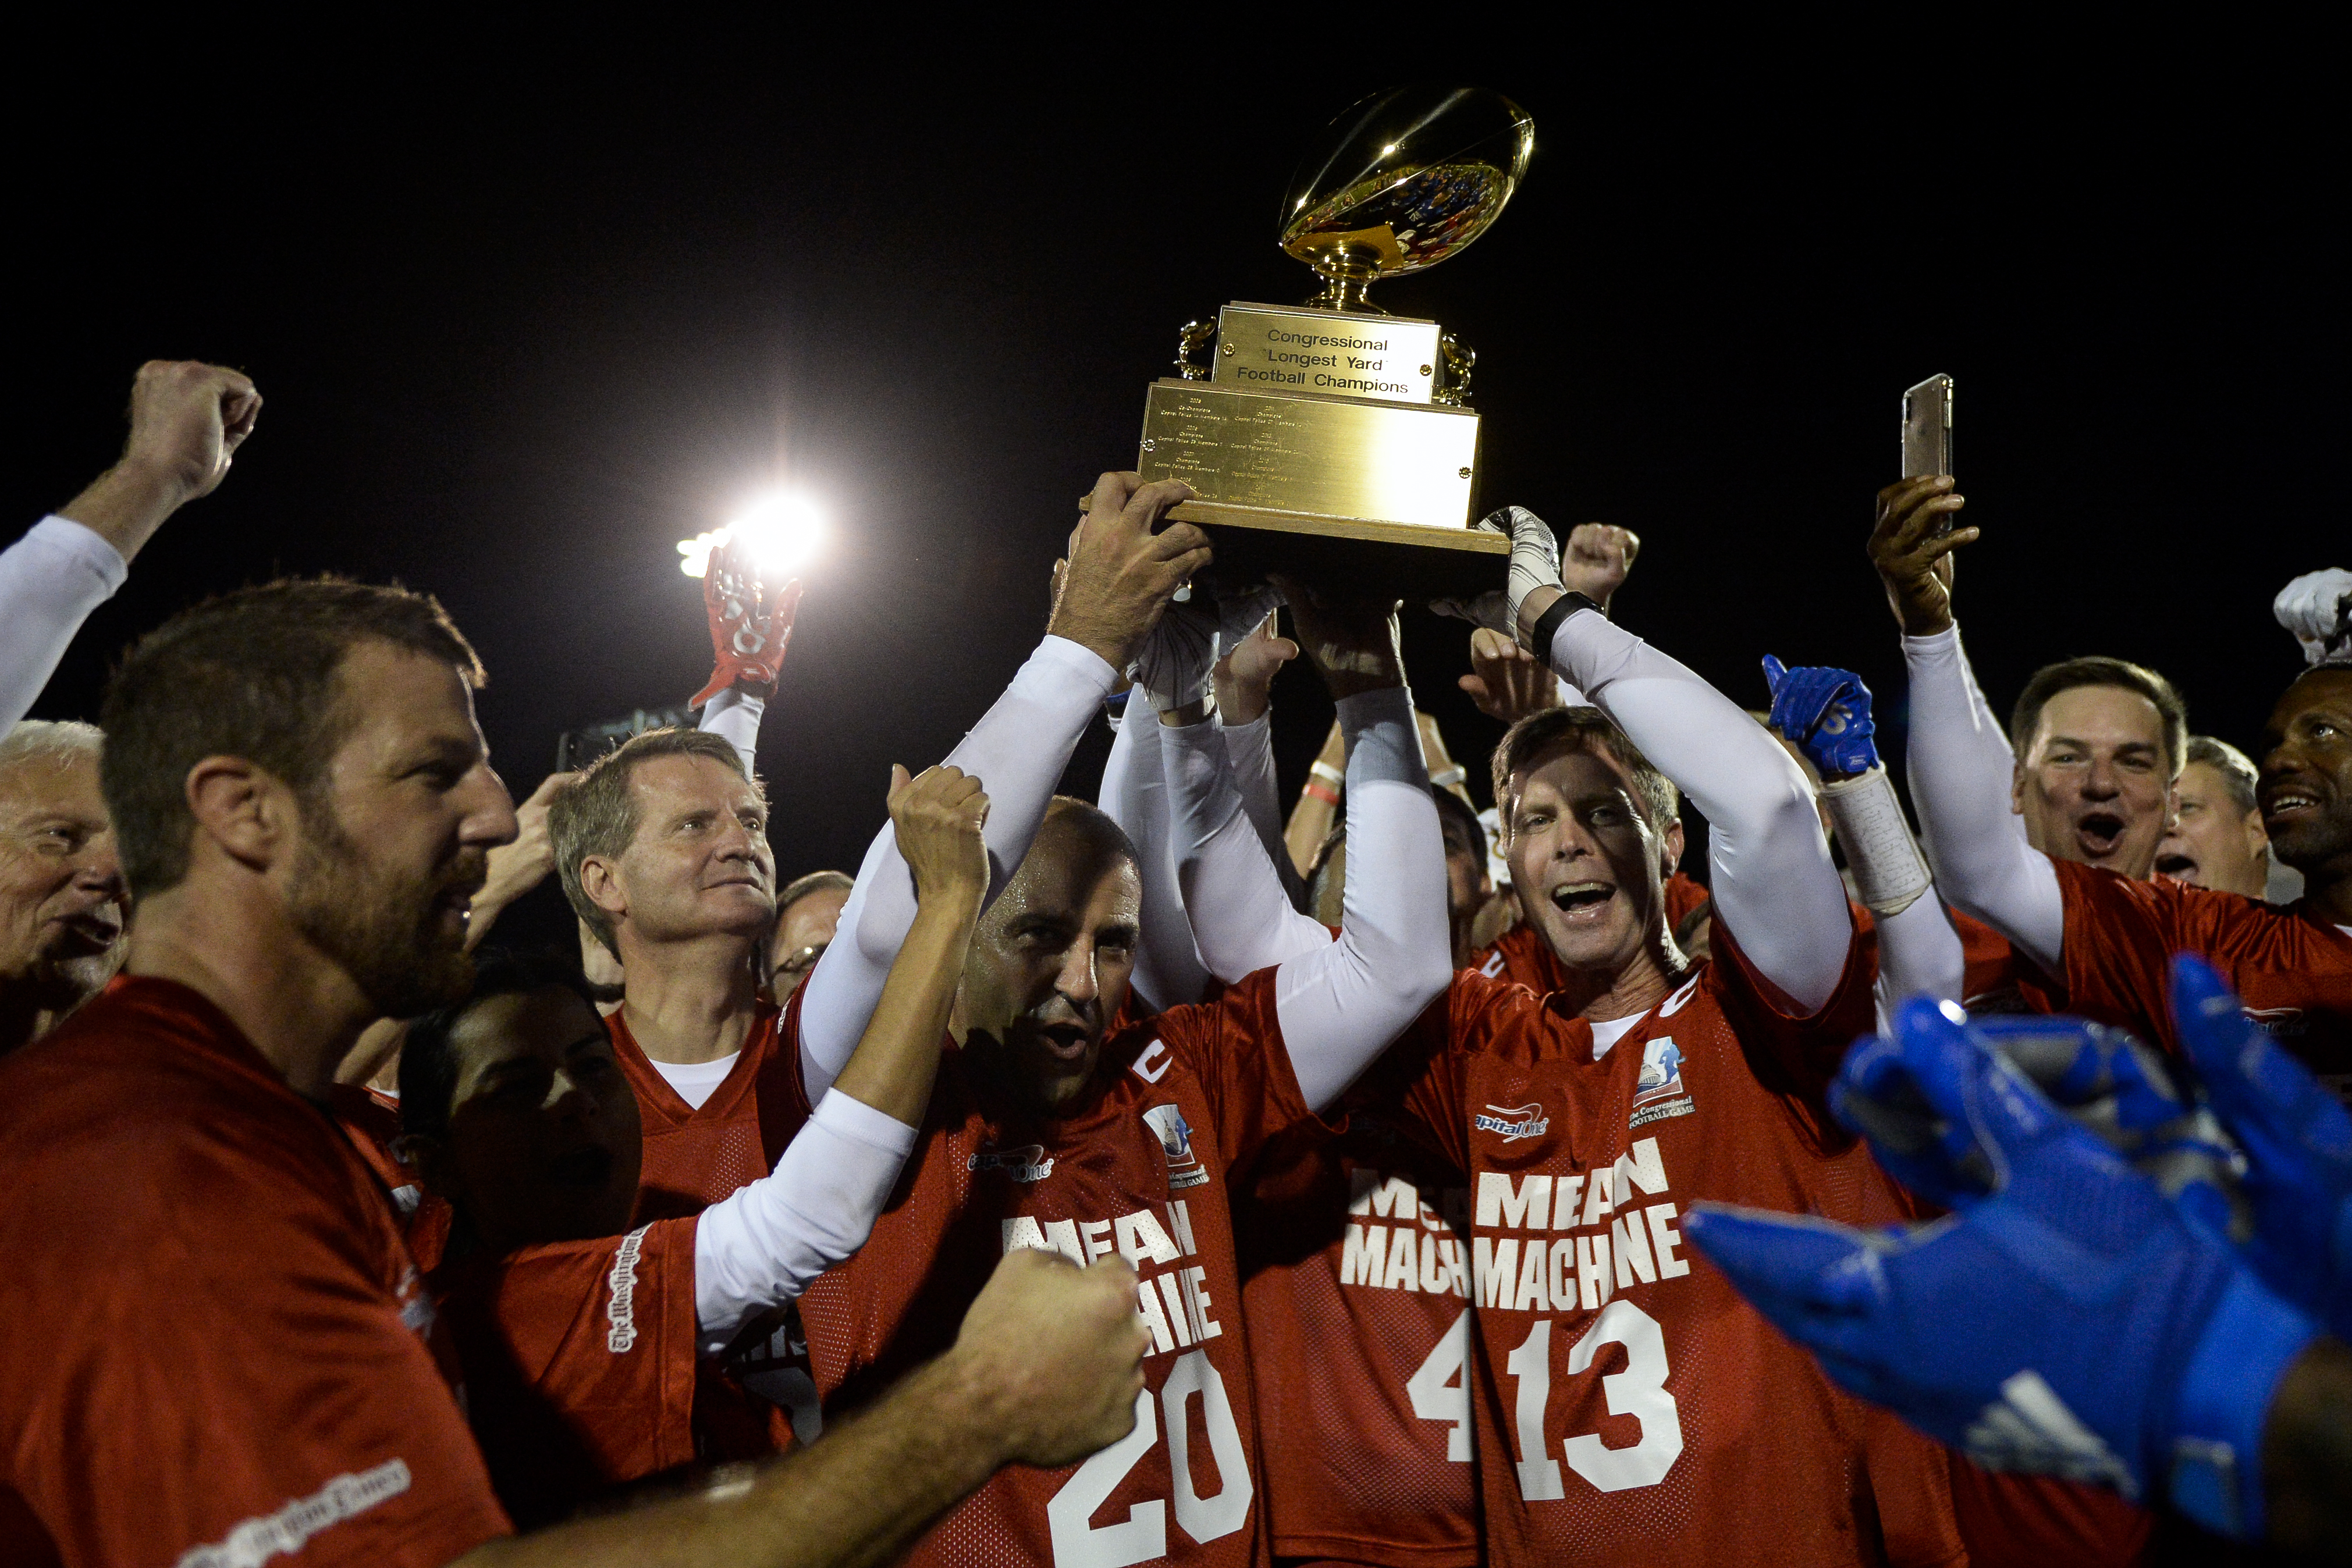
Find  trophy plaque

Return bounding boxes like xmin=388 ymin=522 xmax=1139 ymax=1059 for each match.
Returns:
xmin=1129 ymin=86 xmax=1534 ymax=596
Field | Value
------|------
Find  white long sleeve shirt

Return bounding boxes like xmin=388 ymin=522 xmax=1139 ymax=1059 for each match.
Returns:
xmin=1 ymin=517 xmax=128 ymax=728
xmin=1900 ymin=623 xmax=2066 ymax=974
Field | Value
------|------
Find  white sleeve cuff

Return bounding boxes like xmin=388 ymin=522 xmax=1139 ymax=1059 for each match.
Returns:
xmin=28 ymin=515 xmax=130 ymax=595
xmin=1025 ymin=634 xmax=1121 ymax=698
xmin=809 ymin=1085 xmax=922 ymax=1157
xmin=692 ymin=1088 xmax=918 ymax=1348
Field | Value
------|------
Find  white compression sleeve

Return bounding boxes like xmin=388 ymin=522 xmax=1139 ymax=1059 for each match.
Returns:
xmin=699 ymin=687 xmax=766 ymax=778
xmin=1218 ymin=710 xmax=1308 ymax=907
xmin=1164 ymin=720 xmax=1341 ymax=981
xmin=1900 ymin=625 xmax=2063 ymax=973
xmin=693 ymin=1090 xmax=918 ymax=1349
xmin=1269 ymin=688 xmax=1455 ymax=1113
xmin=1871 ymin=893 xmax=1967 ymax=1022
xmin=1100 ymin=703 xmax=1211 ymax=1013
xmin=797 ymin=636 xmax=1119 ymax=1099
xmin=0 ymin=518 xmax=127 ymax=730
xmin=1549 ymin=610 xmax=1852 ymax=1012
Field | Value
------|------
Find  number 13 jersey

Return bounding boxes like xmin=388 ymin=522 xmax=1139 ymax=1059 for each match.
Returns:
xmin=1395 ymin=928 xmax=1967 ymax=1568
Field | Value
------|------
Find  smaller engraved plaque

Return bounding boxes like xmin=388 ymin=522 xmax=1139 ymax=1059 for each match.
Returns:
xmin=1210 ymin=304 xmax=1439 ymax=406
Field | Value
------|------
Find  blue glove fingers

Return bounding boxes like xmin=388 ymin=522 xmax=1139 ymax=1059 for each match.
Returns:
xmin=2170 ymin=954 xmax=2352 ymax=1335
xmin=1831 ymin=1034 xmax=1996 ymax=1205
xmin=1761 ymin=653 xmax=1789 ymax=698
xmin=1681 ymin=1206 xmax=1885 ymax=1320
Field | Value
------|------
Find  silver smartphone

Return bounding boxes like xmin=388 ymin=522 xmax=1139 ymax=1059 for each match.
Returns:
xmin=1901 ymin=374 xmax=1953 ymax=480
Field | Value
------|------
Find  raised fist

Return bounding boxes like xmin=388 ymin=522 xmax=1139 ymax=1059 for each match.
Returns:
xmin=949 ymin=1247 xmax=1150 ymax=1469
xmin=1561 ymin=522 xmax=1640 ymax=608
xmin=122 ymin=360 xmax=261 ymax=504
xmin=2274 ymin=567 xmax=2352 ymax=667
xmin=887 ymin=763 xmax=990 ymax=911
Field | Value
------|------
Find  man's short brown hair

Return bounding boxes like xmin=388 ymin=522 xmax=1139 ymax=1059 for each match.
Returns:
xmin=550 ymin=728 xmax=760 ymax=959
xmin=2010 ymin=656 xmax=2188 ymax=778
xmin=99 ymin=578 xmax=484 ymax=899
xmin=1490 ymin=706 xmax=1679 ymax=840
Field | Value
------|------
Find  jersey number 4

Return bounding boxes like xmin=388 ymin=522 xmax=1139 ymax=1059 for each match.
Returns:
xmin=1046 ymin=1348 xmax=1253 ymax=1567
xmin=1506 ymin=1301 xmax=1683 ymax=1496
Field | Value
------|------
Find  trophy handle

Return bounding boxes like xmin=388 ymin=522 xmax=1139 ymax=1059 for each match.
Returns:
xmin=1434 ymin=332 xmax=1475 ymax=407
xmin=1174 ymin=319 xmax=1217 ymax=381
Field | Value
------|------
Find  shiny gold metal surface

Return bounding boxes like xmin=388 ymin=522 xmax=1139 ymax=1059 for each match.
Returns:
xmin=1136 ymin=378 xmax=1479 ymax=531
xmin=1210 ymin=303 xmax=1439 ymax=404
xmin=1278 ymin=87 xmax=1533 ymax=312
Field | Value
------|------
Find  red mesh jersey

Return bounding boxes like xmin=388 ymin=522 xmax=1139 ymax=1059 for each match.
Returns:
xmin=328 ymin=1080 xmax=454 ymax=1273
xmin=1233 ymin=1048 xmax=1480 ymax=1568
xmin=1396 ymin=930 xmax=1966 ymax=1568
xmin=609 ymin=1000 xmax=811 ymax=1220
xmin=606 ymin=1000 xmax=818 ymax=1455
xmin=1475 ymin=873 xmax=1710 ymax=991
xmin=0 ymin=977 xmax=509 ymax=1567
xmin=1944 ymin=1456 xmax=2152 ymax=1567
xmin=792 ymin=973 xmax=1317 ymax=1568
xmin=2047 ymin=859 xmax=2352 ymax=1087
xmin=435 ymin=1220 xmax=701 ymax=1528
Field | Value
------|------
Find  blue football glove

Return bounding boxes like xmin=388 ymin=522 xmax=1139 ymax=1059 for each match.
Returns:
xmin=1685 ymin=998 xmax=2318 ymax=1540
xmin=1761 ymin=656 xmax=1880 ymax=778
xmin=1834 ymin=1011 xmax=2253 ymax=1245
xmin=2172 ymin=953 xmax=2352 ymax=1342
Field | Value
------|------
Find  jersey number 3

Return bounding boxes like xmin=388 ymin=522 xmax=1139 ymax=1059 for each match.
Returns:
xmin=1506 ymin=1300 xmax=1683 ymax=1496
xmin=1046 ymin=1348 xmax=1253 ymax=1567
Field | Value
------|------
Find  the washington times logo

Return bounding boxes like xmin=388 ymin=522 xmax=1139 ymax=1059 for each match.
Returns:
xmin=968 ymin=1143 xmax=1056 ymax=1183
xmin=606 ymin=1225 xmax=649 ymax=1352
xmin=176 ymin=1459 xmax=412 ymax=1568
xmin=1474 ymin=1103 xmax=1550 ymax=1142
xmin=1141 ymin=1104 xmax=1211 ymax=1190
xmin=1629 ymin=1034 xmax=1696 ymax=1129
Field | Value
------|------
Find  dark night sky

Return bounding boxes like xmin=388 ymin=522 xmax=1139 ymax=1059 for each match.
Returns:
xmin=12 ymin=61 xmax=2339 ymax=947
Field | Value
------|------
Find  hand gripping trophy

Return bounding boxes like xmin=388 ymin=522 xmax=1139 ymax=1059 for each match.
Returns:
xmin=1128 ymin=86 xmax=1536 ymax=595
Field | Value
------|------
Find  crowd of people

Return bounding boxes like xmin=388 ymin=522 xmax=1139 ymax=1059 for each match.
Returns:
xmin=1 ymin=359 xmax=2347 ymax=1567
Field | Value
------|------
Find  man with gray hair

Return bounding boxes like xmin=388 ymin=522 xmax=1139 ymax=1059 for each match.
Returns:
xmin=0 ymin=719 xmax=123 ymax=1054
xmin=2155 ymin=735 xmax=2276 ymax=900
xmin=549 ymin=726 xmax=795 ymax=1218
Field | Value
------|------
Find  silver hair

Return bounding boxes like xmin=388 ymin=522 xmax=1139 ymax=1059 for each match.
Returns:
xmin=0 ymin=720 xmax=104 ymax=777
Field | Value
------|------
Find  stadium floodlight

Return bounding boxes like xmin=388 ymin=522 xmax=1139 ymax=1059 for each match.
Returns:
xmin=677 ymin=490 xmax=827 ymax=579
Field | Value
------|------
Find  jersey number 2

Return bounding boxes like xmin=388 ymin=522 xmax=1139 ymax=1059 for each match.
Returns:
xmin=1046 ymin=1347 xmax=1253 ymax=1567
xmin=1505 ymin=1300 xmax=1683 ymax=1496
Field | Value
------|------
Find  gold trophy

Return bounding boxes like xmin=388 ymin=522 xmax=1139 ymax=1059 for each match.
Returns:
xmin=1129 ymin=86 xmax=1534 ymax=594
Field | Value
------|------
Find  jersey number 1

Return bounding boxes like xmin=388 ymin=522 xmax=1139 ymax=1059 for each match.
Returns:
xmin=1046 ymin=1348 xmax=1253 ymax=1567
xmin=1505 ymin=1300 xmax=1683 ymax=1496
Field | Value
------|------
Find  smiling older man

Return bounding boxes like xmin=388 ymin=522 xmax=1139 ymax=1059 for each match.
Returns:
xmin=0 ymin=721 xmax=126 ymax=1055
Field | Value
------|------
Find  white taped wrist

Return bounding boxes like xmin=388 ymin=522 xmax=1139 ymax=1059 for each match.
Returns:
xmin=1821 ymin=767 xmax=1933 ymax=916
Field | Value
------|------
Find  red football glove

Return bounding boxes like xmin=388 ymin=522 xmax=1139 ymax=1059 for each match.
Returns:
xmin=691 ymin=537 xmax=805 ymax=707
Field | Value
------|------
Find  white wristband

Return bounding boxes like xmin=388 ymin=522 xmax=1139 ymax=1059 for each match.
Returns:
xmin=1820 ymin=767 xmax=1933 ymax=916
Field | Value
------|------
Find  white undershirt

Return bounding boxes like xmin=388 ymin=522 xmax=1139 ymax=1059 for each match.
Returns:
xmin=653 ymin=1051 xmax=740 ymax=1111
xmin=1590 ymin=1013 xmax=1643 ymax=1060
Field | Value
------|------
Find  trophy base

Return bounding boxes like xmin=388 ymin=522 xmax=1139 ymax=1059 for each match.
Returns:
xmin=1173 ymin=499 xmax=1509 ymax=600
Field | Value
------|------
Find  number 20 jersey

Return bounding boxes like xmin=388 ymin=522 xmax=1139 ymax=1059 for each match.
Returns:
xmin=1394 ymin=931 xmax=1967 ymax=1568
xmin=790 ymin=970 xmax=1319 ymax=1568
